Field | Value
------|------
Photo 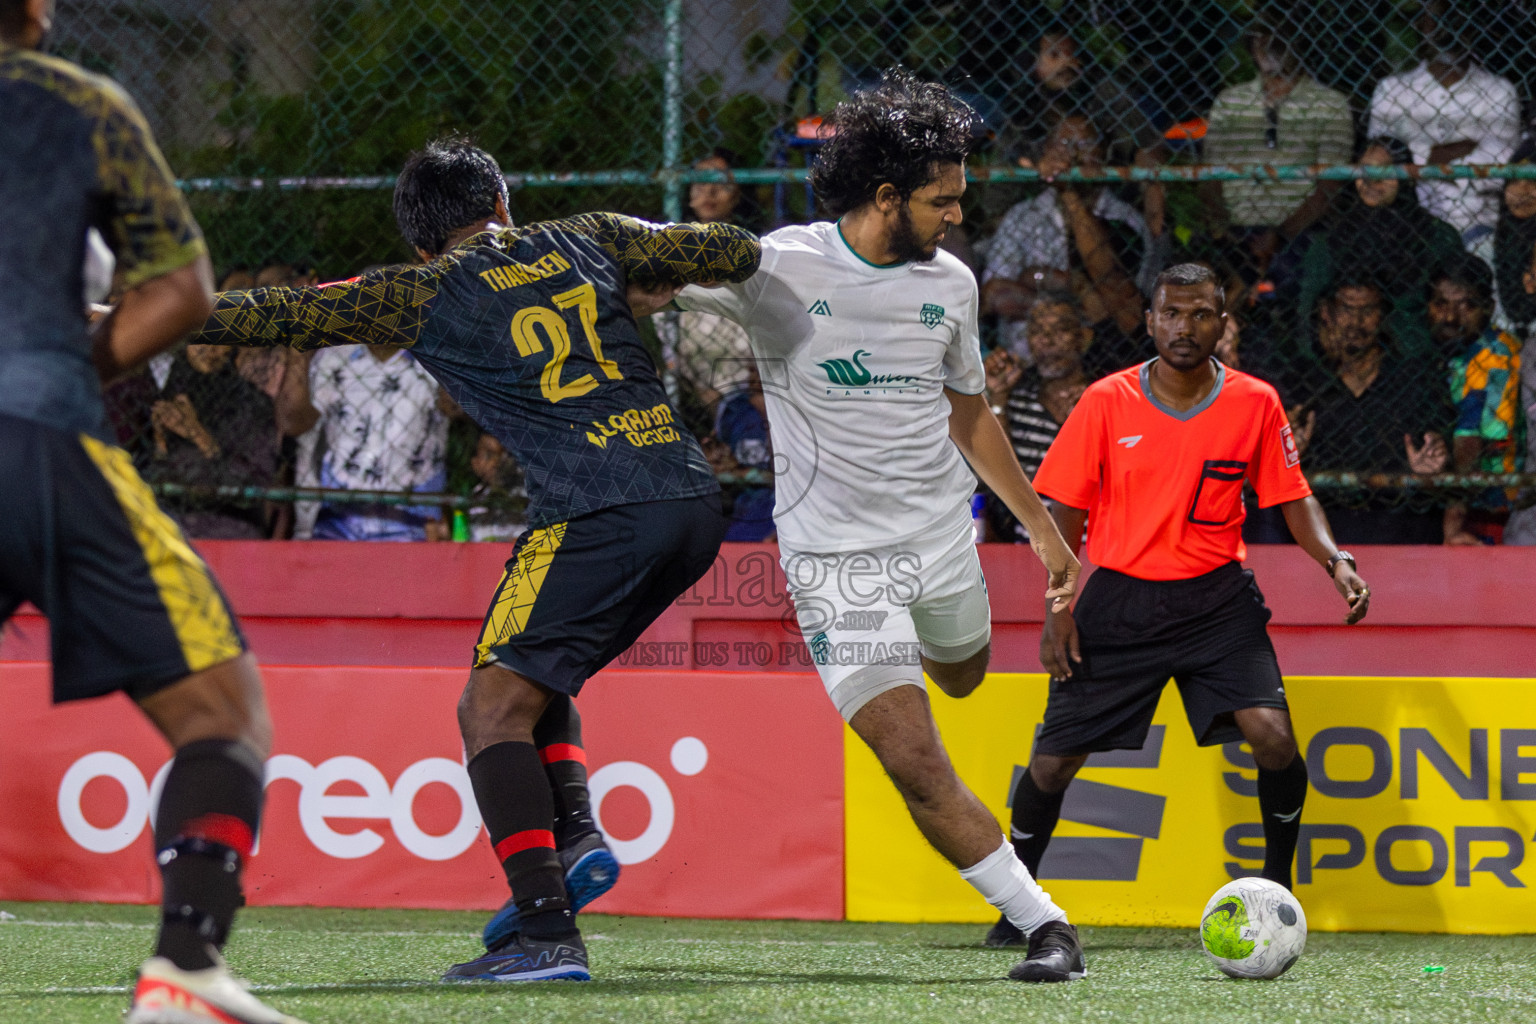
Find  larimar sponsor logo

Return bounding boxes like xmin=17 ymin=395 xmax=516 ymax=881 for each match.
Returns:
xmin=586 ymin=402 xmax=680 ymax=448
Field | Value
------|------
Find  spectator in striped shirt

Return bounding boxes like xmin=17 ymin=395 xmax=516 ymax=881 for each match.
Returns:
xmin=1199 ymin=24 xmax=1354 ymax=290
xmin=981 ymin=292 xmax=1098 ymax=542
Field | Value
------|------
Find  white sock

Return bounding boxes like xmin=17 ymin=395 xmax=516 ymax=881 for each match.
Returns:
xmin=958 ymin=839 xmax=1068 ymax=935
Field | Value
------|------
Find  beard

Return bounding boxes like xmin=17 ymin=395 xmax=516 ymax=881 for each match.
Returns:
xmin=1336 ymin=329 xmax=1379 ymax=359
xmin=1431 ymin=323 xmax=1470 ymax=350
xmin=889 ymin=204 xmax=943 ymax=263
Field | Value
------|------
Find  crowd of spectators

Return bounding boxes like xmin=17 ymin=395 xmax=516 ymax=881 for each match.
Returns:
xmin=954 ymin=2 xmax=1534 ymax=547
xmin=135 ymin=1 xmax=1536 ymax=547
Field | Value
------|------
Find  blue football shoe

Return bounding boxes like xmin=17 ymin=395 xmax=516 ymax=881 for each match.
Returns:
xmin=482 ymin=832 xmax=620 ymax=951
xmin=442 ymin=932 xmax=590 ymax=982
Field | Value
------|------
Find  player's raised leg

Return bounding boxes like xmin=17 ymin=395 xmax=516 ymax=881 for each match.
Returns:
xmin=846 ymin=683 xmax=1085 ymax=982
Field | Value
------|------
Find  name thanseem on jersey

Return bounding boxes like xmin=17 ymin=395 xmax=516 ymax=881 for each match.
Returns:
xmin=479 ymin=251 xmax=574 ymax=290
xmin=585 ymin=401 xmax=680 ymax=449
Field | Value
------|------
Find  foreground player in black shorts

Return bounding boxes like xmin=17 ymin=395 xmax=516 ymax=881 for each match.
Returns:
xmin=984 ymin=263 xmax=1372 ymax=947
xmin=188 ymin=138 xmax=759 ymax=981
xmin=0 ymin=3 xmax=305 ymax=1021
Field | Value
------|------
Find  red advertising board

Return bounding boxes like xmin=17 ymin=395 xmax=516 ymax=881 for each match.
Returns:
xmin=0 ymin=663 xmax=844 ymax=920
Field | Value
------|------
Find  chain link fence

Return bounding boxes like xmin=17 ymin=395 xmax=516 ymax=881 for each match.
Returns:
xmin=57 ymin=0 xmax=1536 ymax=543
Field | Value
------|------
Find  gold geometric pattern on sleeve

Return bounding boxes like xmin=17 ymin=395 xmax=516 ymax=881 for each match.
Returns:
xmin=193 ymin=262 xmax=444 ymax=351
xmin=551 ymin=212 xmax=760 ymax=287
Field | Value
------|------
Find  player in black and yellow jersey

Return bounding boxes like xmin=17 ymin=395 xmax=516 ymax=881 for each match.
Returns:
xmin=189 ymin=137 xmax=760 ymax=981
xmin=0 ymin=2 xmax=305 ymax=1022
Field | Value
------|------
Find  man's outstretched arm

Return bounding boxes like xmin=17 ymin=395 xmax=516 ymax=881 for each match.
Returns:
xmin=188 ymin=265 xmax=437 ymax=351
xmin=564 ymin=212 xmax=761 ymax=286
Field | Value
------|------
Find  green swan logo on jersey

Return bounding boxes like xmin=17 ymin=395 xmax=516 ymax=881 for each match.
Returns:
xmin=919 ymin=303 xmax=945 ymax=329
xmin=818 ymin=349 xmax=873 ymax=387
xmin=817 ymin=349 xmax=921 ymax=392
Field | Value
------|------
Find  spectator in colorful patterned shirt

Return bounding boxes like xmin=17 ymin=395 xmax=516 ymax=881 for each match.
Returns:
xmin=1506 ymin=245 xmax=1536 ymax=545
xmin=303 ymin=343 xmax=449 ymax=541
xmin=1428 ymin=257 xmax=1523 ymax=545
xmin=1199 ymin=22 xmax=1354 ymax=291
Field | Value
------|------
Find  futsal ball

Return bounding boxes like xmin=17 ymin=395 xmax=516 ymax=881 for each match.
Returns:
xmin=1199 ymin=877 xmax=1307 ymax=979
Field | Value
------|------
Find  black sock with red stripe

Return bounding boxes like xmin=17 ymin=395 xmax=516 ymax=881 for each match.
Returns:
xmin=153 ymin=739 xmax=263 ymax=972
xmin=467 ymin=740 xmax=576 ymax=941
xmin=534 ymin=698 xmax=597 ymax=847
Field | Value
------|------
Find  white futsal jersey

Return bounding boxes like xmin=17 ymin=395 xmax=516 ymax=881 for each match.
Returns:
xmin=677 ymin=220 xmax=985 ymax=552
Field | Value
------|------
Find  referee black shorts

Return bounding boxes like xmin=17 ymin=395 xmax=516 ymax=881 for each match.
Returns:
xmin=471 ymin=494 xmax=726 ymax=696
xmin=0 ymin=415 xmax=247 ymax=703
xmin=1034 ymin=561 xmax=1287 ymax=756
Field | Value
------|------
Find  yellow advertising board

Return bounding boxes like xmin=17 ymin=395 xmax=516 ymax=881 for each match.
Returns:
xmin=845 ymin=675 xmax=1536 ymax=934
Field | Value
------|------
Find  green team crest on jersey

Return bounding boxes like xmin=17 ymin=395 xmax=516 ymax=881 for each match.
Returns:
xmin=919 ymin=303 xmax=945 ymax=329
xmin=810 ymin=632 xmax=831 ymax=665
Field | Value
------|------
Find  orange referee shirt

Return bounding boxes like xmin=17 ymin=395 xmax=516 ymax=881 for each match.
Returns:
xmin=1033 ymin=360 xmax=1311 ymax=581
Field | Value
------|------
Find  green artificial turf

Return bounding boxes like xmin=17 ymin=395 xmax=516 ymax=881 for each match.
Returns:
xmin=1 ymin=902 xmax=1531 ymax=1023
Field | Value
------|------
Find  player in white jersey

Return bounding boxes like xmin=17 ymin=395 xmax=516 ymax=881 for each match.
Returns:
xmin=677 ymin=72 xmax=1086 ymax=982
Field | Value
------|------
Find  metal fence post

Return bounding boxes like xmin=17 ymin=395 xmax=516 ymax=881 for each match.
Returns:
xmin=662 ymin=0 xmax=684 ymax=222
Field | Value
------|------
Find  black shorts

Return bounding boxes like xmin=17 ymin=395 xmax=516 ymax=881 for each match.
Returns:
xmin=1035 ymin=561 xmax=1287 ymax=756
xmin=0 ymin=415 xmax=247 ymax=703
xmin=472 ymin=494 xmax=726 ymax=695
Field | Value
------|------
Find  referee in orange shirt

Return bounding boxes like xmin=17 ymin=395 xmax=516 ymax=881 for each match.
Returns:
xmin=986 ymin=263 xmax=1371 ymax=947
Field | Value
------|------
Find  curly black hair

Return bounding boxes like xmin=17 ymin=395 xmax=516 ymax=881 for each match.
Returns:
xmin=807 ymin=70 xmax=977 ymax=218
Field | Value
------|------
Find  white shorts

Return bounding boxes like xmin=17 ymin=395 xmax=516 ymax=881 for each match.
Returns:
xmin=781 ymin=522 xmax=992 ymax=721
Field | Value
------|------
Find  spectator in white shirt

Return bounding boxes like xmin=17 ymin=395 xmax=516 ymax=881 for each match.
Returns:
xmin=305 ymin=344 xmax=448 ymax=541
xmin=1367 ymin=0 xmax=1520 ymax=244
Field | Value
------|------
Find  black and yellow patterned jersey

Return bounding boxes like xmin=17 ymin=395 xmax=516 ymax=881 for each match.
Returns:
xmin=193 ymin=213 xmax=760 ymax=528
xmin=0 ymin=43 xmax=207 ymax=436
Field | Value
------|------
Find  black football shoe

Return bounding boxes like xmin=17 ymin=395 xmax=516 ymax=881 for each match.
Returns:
xmin=442 ymin=932 xmax=590 ymax=982
xmin=1007 ymin=920 xmax=1086 ymax=982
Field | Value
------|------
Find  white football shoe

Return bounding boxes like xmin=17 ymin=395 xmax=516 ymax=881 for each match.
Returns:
xmin=126 ymin=955 xmax=308 ymax=1024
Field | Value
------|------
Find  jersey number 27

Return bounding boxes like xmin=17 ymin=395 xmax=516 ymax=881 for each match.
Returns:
xmin=510 ymin=282 xmax=623 ymax=403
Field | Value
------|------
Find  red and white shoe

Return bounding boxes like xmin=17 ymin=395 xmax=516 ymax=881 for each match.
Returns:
xmin=126 ymin=955 xmax=308 ymax=1024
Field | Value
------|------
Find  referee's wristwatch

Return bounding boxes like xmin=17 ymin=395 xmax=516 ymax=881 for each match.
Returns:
xmin=1325 ymin=550 xmax=1356 ymax=578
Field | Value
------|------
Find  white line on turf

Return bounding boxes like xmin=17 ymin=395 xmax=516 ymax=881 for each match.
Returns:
xmin=1 ymin=920 xmax=881 ymax=946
